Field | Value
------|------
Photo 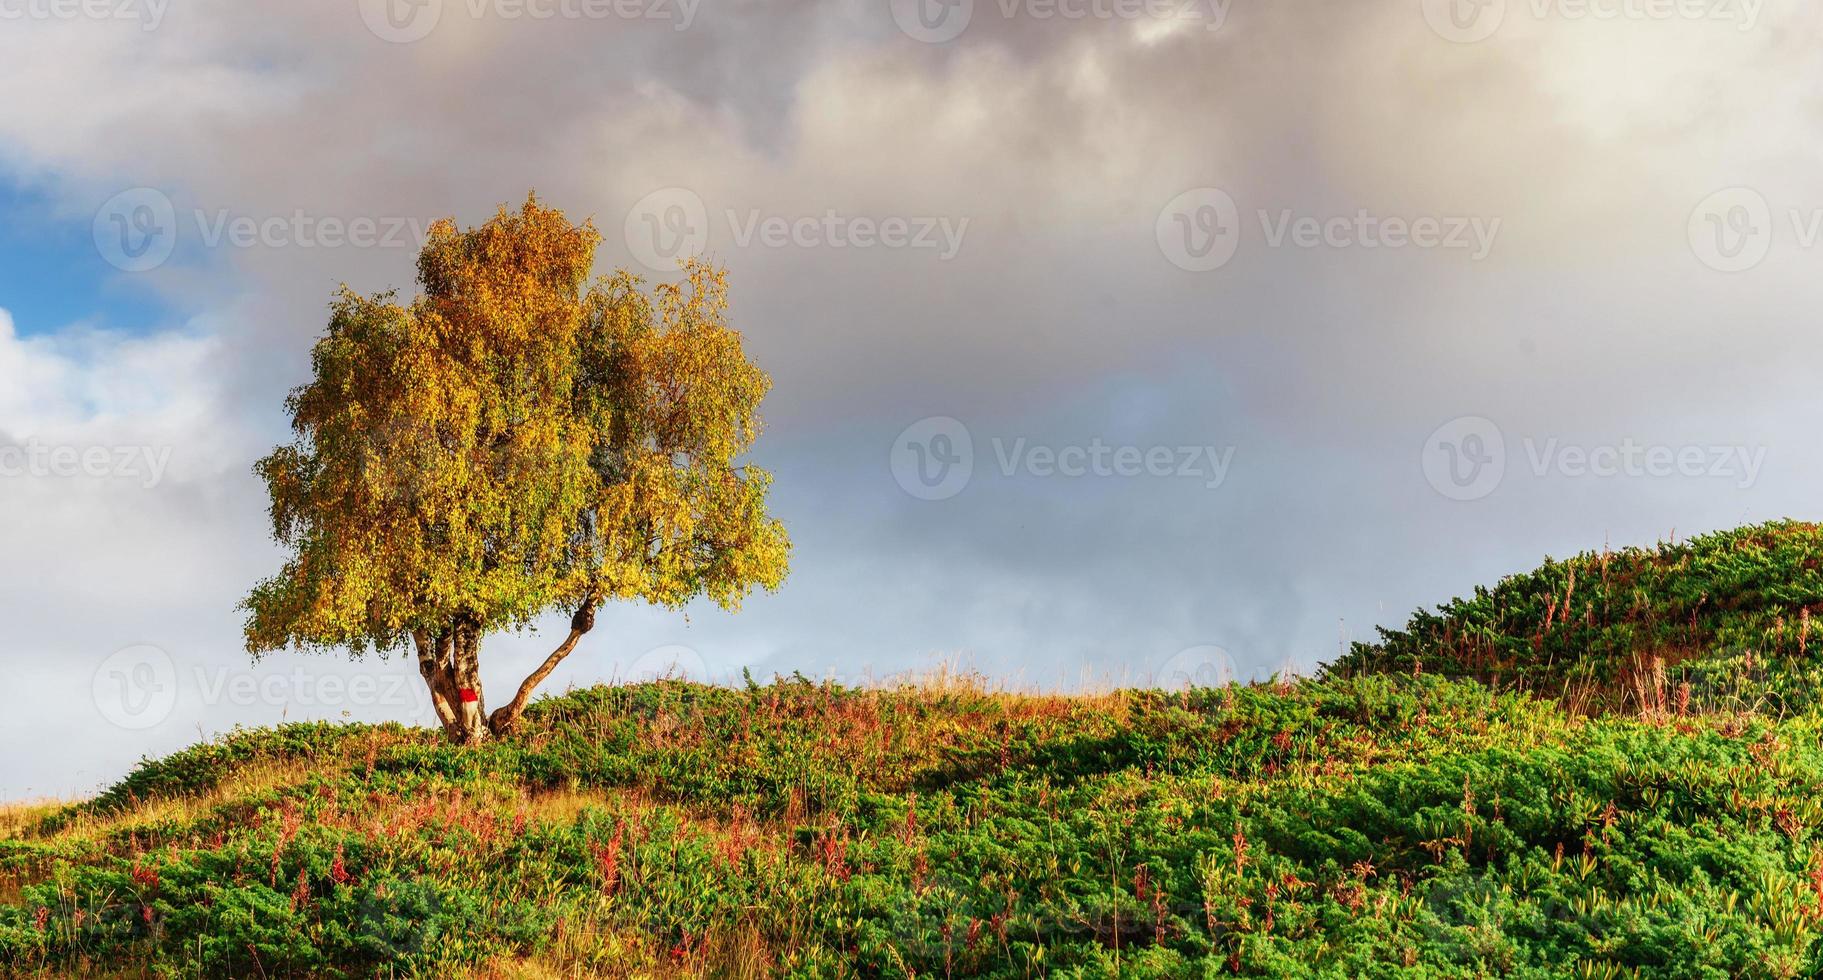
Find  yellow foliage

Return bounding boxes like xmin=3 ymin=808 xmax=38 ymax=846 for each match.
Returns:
xmin=241 ymin=194 xmax=789 ymax=700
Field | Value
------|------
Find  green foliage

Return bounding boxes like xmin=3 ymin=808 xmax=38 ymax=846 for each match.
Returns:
xmin=240 ymin=194 xmax=789 ymax=742
xmin=9 ymin=675 xmax=1823 ymax=978
xmin=245 ymin=197 xmax=789 ymax=657
xmin=1331 ymin=520 xmax=1823 ymax=710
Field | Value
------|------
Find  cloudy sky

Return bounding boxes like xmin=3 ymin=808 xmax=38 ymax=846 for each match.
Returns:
xmin=2 ymin=0 xmax=1818 ymax=799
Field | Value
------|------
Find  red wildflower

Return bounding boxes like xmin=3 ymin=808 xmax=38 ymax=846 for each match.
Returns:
xmin=330 ymin=844 xmax=352 ymax=886
xmin=594 ymin=826 xmax=625 ymax=895
xmin=291 ymin=868 xmax=311 ymax=912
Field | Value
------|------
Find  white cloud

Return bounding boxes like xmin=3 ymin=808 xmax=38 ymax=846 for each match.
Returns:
xmin=2 ymin=1 xmax=1822 ymax=798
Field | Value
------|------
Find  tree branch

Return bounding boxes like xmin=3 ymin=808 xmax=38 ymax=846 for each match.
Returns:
xmin=488 ymin=597 xmax=598 ymax=736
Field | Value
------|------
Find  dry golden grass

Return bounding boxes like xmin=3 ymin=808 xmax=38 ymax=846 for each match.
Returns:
xmin=1 ymin=761 xmax=319 ymax=912
xmin=517 ymin=784 xmax=646 ymax=828
xmin=1 ymin=799 xmax=76 ymax=907
xmin=0 ymin=799 xmax=69 ymax=842
xmin=467 ymin=916 xmax=785 ymax=980
xmin=9 ymin=760 xmax=306 ymax=846
xmin=854 ymin=655 xmax=1138 ymax=724
xmin=7 ymin=726 xmax=428 ymax=844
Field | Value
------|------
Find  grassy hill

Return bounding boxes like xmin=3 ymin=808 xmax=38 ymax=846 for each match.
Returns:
xmin=7 ymin=673 xmax=1823 ymax=977
xmin=10 ymin=522 xmax=1823 ymax=977
xmin=1332 ymin=520 xmax=1823 ymax=714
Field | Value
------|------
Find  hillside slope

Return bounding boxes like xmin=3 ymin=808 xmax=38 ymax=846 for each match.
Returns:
xmin=8 ymin=673 xmax=1823 ymax=977
xmin=1332 ymin=520 xmax=1823 ymax=712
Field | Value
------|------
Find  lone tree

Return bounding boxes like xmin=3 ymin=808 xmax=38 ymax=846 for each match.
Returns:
xmin=243 ymin=196 xmax=790 ymax=744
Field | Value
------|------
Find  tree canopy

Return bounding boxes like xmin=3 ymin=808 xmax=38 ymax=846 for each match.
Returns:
xmin=243 ymin=195 xmax=789 ymax=741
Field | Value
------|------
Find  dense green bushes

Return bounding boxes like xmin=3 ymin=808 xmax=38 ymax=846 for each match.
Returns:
xmin=1331 ymin=521 xmax=1823 ymax=710
xmin=8 ymin=674 xmax=1823 ymax=977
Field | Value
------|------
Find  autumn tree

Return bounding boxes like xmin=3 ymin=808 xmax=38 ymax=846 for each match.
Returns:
xmin=243 ymin=196 xmax=789 ymax=744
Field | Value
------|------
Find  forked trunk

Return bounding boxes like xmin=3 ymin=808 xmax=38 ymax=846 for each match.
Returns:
xmin=415 ymin=601 xmax=597 ymax=744
xmin=413 ymin=618 xmax=490 ymax=745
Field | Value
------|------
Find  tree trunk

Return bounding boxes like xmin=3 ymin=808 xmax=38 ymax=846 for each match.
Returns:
xmin=412 ymin=629 xmax=463 ymax=741
xmin=414 ymin=620 xmax=490 ymax=744
xmin=488 ymin=598 xmax=597 ymax=737
xmin=451 ymin=617 xmax=489 ymax=745
xmin=415 ymin=603 xmax=596 ymax=744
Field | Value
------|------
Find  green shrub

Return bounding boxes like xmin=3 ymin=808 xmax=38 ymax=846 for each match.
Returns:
xmin=8 ymin=673 xmax=1823 ymax=977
